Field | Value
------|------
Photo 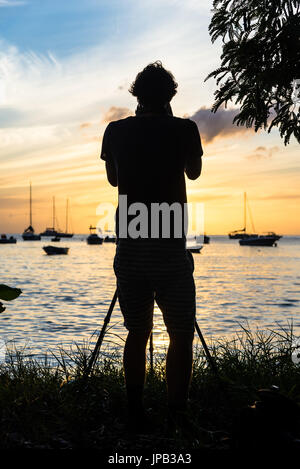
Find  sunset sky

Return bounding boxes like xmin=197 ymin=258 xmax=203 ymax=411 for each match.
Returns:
xmin=1 ymin=0 xmax=299 ymax=235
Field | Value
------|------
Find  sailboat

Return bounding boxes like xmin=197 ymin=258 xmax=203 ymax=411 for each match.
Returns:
xmin=40 ymin=198 xmax=74 ymax=237
xmin=229 ymin=193 xmax=281 ymax=246
xmin=58 ymin=199 xmax=74 ymax=238
xmin=228 ymin=192 xmax=257 ymax=239
xmin=22 ymin=182 xmax=41 ymax=241
xmin=40 ymin=197 xmax=57 ymax=237
xmin=239 ymin=232 xmax=282 ymax=246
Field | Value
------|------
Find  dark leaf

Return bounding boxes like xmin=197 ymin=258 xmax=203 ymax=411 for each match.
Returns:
xmin=0 ymin=285 xmax=22 ymax=301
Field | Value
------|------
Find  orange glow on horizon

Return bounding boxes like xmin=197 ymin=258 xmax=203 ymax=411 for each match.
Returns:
xmin=1 ymin=129 xmax=300 ymax=235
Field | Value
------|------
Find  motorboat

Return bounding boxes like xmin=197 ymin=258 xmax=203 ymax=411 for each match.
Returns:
xmin=0 ymin=234 xmax=17 ymax=244
xmin=87 ymin=225 xmax=103 ymax=245
xmin=204 ymin=234 xmax=210 ymax=244
xmin=43 ymin=245 xmax=69 ymax=255
xmin=187 ymin=245 xmax=203 ymax=253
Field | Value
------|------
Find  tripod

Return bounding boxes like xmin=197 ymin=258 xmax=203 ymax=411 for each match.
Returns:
xmin=85 ymin=288 xmax=219 ymax=379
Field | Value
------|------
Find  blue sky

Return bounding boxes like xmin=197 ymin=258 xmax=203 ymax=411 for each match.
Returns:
xmin=0 ymin=0 xmax=299 ymax=234
xmin=0 ymin=1 xmax=211 ymax=58
xmin=0 ymin=0 xmax=124 ymax=56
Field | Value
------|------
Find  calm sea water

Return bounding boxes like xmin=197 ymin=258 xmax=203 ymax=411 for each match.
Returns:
xmin=1 ymin=235 xmax=300 ymax=359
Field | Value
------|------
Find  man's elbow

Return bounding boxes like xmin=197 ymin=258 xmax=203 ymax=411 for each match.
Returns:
xmin=106 ymin=162 xmax=118 ymax=186
xmin=186 ymin=170 xmax=201 ymax=180
xmin=107 ymin=174 xmax=118 ymax=187
xmin=185 ymin=158 xmax=202 ymax=180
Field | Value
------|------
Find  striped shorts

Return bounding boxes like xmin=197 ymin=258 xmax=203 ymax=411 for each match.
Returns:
xmin=113 ymin=239 xmax=196 ymax=333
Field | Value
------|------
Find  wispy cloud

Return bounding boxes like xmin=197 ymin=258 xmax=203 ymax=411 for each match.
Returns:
xmin=0 ymin=0 xmax=26 ymax=6
xmin=80 ymin=122 xmax=92 ymax=129
xmin=246 ymin=146 xmax=279 ymax=160
xmin=102 ymin=106 xmax=134 ymax=123
xmin=261 ymin=193 xmax=300 ymax=200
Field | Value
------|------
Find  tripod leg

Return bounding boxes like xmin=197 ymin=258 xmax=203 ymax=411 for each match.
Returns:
xmin=149 ymin=331 xmax=154 ymax=373
xmin=85 ymin=289 xmax=118 ymax=377
xmin=195 ymin=320 xmax=219 ymax=379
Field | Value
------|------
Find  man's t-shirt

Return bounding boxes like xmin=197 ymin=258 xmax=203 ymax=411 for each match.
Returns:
xmin=100 ymin=115 xmax=203 ymax=240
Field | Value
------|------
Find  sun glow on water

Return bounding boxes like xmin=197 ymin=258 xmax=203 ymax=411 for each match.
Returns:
xmin=0 ymin=235 xmax=299 ymax=360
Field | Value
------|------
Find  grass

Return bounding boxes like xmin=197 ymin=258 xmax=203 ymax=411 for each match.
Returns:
xmin=0 ymin=325 xmax=299 ymax=451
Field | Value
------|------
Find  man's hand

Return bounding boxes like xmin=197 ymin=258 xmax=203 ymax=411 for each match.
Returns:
xmin=105 ymin=160 xmax=118 ymax=187
xmin=185 ymin=155 xmax=202 ymax=180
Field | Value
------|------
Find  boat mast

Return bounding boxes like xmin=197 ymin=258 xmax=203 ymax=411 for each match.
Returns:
xmin=244 ymin=192 xmax=247 ymax=232
xmin=65 ymin=199 xmax=69 ymax=234
xmin=53 ymin=196 xmax=55 ymax=230
xmin=246 ymin=196 xmax=256 ymax=233
xmin=29 ymin=181 xmax=32 ymax=226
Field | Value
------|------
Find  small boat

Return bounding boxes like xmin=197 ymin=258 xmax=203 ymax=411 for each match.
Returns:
xmin=87 ymin=225 xmax=103 ymax=245
xmin=51 ymin=236 xmax=60 ymax=242
xmin=22 ymin=183 xmax=41 ymax=241
xmin=0 ymin=234 xmax=17 ymax=244
xmin=43 ymin=245 xmax=69 ymax=255
xmin=204 ymin=234 xmax=210 ymax=244
xmin=187 ymin=245 xmax=203 ymax=253
xmin=239 ymin=232 xmax=281 ymax=247
xmin=103 ymin=234 xmax=116 ymax=243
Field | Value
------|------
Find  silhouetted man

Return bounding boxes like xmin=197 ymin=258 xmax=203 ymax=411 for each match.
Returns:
xmin=101 ymin=61 xmax=203 ymax=431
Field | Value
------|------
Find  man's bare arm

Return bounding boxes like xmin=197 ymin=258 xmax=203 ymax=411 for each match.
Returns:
xmin=105 ymin=160 xmax=118 ymax=187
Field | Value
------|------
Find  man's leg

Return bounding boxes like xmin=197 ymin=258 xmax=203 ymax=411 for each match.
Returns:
xmin=123 ymin=329 xmax=151 ymax=416
xmin=114 ymin=239 xmax=154 ymax=423
xmin=166 ymin=330 xmax=194 ymax=411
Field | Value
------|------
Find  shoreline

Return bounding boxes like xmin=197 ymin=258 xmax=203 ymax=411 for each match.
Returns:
xmin=0 ymin=327 xmax=299 ymax=451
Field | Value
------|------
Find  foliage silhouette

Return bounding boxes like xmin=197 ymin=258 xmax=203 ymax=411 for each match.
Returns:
xmin=206 ymin=0 xmax=300 ymax=144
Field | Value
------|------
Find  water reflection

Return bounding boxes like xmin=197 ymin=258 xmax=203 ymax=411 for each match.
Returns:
xmin=0 ymin=235 xmax=299 ymax=359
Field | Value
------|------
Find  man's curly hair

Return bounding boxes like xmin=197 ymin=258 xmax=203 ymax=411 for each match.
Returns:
xmin=129 ymin=61 xmax=178 ymax=108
